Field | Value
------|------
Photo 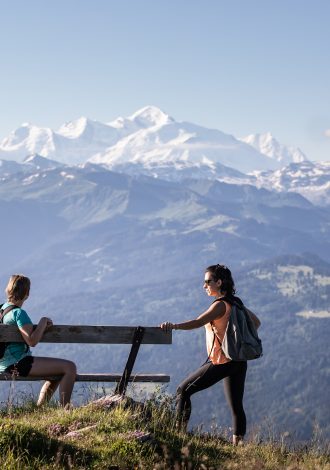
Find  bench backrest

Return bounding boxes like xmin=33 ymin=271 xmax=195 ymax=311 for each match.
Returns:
xmin=0 ymin=325 xmax=172 ymax=344
xmin=0 ymin=325 xmax=172 ymax=395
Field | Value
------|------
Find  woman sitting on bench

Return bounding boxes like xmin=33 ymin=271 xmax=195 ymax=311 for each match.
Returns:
xmin=0 ymin=274 xmax=76 ymax=407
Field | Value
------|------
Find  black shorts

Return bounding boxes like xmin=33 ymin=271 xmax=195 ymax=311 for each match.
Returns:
xmin=4 ymin=356 xmax=34 ymax=377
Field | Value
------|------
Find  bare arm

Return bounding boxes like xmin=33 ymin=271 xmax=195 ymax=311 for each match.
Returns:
xmin=245 ymin=308 xmax=261 ymax=329
xmin=19 ymin=317 xmax=53 ymax=347
xmin=160 ymin=301 xmax=226 ymax=332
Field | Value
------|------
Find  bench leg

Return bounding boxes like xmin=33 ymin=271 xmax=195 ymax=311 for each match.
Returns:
xmin=115 ymin=326 xmax=145 ymax=396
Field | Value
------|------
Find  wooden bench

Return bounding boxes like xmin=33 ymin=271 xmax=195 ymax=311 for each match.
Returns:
xmin=0 ymin=325 xmax=172 ymax=396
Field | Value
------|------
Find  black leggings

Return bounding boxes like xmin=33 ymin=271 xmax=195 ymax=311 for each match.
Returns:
xmin=176 ymin=360 xmax=247 ymax=436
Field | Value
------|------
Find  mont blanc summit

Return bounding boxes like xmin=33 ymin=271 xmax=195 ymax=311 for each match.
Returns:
xmin=89 ymin=111 xmax=278 ymax=174
xmin=109 ymin=105 xmax=174 ymax=129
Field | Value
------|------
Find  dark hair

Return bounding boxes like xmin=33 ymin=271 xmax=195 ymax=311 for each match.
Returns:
xmin=205 ymin=264 xmax=236 ymax=296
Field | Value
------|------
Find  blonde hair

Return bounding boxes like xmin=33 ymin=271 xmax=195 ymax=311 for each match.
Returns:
xmin=5 ymin=274 xmax=31 ymax=303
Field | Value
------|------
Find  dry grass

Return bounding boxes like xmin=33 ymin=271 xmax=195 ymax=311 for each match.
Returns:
xmin=0 ymin=393 xmax=329 ymax=469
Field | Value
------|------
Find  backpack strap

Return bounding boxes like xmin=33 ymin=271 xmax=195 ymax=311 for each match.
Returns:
xmin=0 ymin=305 xmax=19 ymax=323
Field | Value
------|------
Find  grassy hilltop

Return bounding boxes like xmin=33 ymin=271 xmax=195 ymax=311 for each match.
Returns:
xmin=0 ymin=395 xmax=329 ymax=470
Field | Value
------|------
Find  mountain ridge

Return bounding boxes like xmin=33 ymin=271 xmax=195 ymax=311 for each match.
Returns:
xmin=0 ymin=106 xmax=308 ymax=173
xmin=1 ymin=161 xmax=329 ymax=297
xmin=240 ymin=132 xmax=307 ymax=165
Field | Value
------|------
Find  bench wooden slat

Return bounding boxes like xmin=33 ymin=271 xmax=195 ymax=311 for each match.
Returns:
xmin=0 ymin=325 xmax=172 ymax=344
xmin=0 ymin=373 xmax=170 ymax=383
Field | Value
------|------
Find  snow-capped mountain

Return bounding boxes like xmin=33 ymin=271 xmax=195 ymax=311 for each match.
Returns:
xmin=251 ymin=160 xmax=330 ymax=206
xmin=89 ymin=109 xmax=280 ymax=173
xmin=3 ymin=106 xmax=328 ymax=201
xmin=0 ymin=107 xmax=174 ymax=165
xmin=0 ymin=118 xmax=124 ymax=165
xmin=108 ymin=105 xmax=174 ymax=130
xmin=240 ymin=132 xmax=307 ymax=166
xmin=0 ymin=106 xmax=303 ymax=173
xmin=0 ymin=123 xmax=57 ymax=161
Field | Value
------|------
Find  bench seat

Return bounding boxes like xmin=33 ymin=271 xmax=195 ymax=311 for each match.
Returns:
xmin=0 ymin=373 xmax=170 ymax=382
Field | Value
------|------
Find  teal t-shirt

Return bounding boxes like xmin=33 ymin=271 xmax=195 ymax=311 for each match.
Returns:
xmin=0 ymin=303 xmax=32 ymax=372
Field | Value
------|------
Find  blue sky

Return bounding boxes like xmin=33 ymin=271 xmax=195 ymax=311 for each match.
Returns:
xmin=1 ymin=0 xmax=329 ymax=160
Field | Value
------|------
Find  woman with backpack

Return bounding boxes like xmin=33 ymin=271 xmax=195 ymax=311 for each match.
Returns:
xmin=0 ymin=274 xmax=76 ymax=407
xmin=160 ymin=264 xmax=261 ymax=445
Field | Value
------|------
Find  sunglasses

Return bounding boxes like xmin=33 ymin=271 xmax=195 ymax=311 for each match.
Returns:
xmin=204 ymin=279 xmax=214 ymax=285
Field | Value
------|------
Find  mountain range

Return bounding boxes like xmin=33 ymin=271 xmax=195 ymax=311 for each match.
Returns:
xmin=0 ymin=159 xmax=329 ymax=295
xmin=1 ymin=106 xmax=329 ymax=206
xmin=0 ymin=106 xmax=306 ymax=172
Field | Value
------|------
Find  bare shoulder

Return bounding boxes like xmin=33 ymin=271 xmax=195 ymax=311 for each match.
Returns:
xmin=209 ymin=299 xmax=226 ymax=317
xmin=196 ymin=299 xmax=228 ymax=325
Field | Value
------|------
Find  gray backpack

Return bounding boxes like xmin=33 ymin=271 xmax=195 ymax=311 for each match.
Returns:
xmin=213 ymin=299 xmax=262 ymax=361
